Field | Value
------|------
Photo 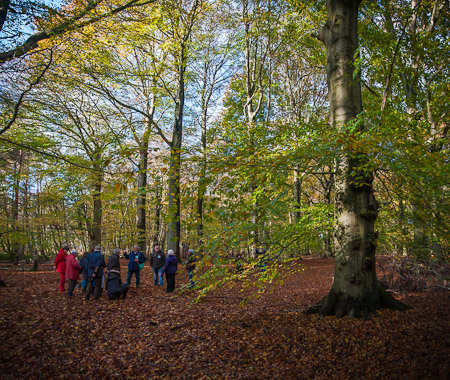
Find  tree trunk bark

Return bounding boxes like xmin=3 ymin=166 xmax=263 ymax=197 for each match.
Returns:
xmin=167 ymin=146 xmax=181 ymax=260
xmin=91 ymin=163 xmax=103 ymax=247
xmin=307 ymin=0 xmax=409 ymax=318
xmin=196 ymin=93 xmax=208 ymax=248
xmin=167 ymin=55 xmax=185 ymax=261
xmin=153 ymin=187 xmax=162 ymax=244
xmin=12 ymin=149 xmax=24 ymax=263
xmin=136 ymin=145 xmax=148 ymax=252
xmin=293 ymin=166 xmax=302 ymax=257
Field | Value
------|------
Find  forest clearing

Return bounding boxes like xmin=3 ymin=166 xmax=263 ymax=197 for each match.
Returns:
xmin=1 ymin=256 xmax=449 ymax=379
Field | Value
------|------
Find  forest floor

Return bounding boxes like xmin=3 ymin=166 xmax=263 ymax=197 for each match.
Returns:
xmin=0 ymin=256 xmax=449 ymax=380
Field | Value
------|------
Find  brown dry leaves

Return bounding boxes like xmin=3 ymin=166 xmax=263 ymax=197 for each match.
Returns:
xmin=0 ymin=257 xmax=449 ymax=379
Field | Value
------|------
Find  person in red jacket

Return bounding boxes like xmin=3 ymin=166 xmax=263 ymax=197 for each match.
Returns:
xmin=54 ymin=246 xmax=69 ymax=292
xmin=66 ymin=250 xmax=81 ymax=297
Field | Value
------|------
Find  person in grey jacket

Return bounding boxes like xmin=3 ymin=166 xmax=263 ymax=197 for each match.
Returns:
xmin=150 ymin=245 xmax=166 ymax=286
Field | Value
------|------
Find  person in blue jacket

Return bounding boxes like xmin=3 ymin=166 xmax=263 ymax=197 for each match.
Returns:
xmin=161 ymin=249 xmax=178 ymax=293
xmin=85 ymin=246 xmax=106 ymax=300
xmin=124 ymin=245 xmax=145 ymax=287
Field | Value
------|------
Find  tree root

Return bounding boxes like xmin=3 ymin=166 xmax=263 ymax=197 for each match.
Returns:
xmin=305 ymin=281 xmax=411 ymax=319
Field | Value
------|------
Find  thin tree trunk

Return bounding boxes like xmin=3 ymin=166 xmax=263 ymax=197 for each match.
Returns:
xmin=196 ymin=79 xmax=208 ymax=248
xmin=91 ymin=164 xmax=103 ymax=247
xmin=12 ymin=150 xmax=24 ymax=263
xmin=153 ymin=187 xmax=162 ymax=244
xmin=293 ymin=166 xmax=302 ymax=257
xmin=136 ymin=145 xmax=148 ymax=252
xmin=167 ymin=53 xmax=185 ymax=261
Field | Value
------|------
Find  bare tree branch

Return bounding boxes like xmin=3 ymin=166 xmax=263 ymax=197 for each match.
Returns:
xmin=0 ymin=49 xmax=53 ymax=135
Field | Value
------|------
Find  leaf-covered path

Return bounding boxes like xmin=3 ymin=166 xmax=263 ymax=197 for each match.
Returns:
xmin=1 ymin=257 xmax=449 ymax=379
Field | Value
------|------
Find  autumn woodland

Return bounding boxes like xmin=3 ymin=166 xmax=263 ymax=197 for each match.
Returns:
xmin=1 ymin=0 xmax=450 ymax=379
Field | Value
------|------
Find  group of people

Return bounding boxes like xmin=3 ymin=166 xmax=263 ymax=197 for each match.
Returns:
xmin=54 ymin=244 xmax=197 ymax=299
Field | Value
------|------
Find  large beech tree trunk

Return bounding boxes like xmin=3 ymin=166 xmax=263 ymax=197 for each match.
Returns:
xmin=307 ymin=0 xmax=409 ymax=318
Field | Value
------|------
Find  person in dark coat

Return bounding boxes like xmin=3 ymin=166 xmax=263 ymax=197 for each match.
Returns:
xmin=124 ymin=245 xmax=145 ymax=287
xmin=54 ymin=246 xmax=69 ymax=292
xmin=66 ymin=250 xmax=81 ymax=297
xmin=161 ymin=249 xmax=178 ymax=293
xmin=150 ymin=245 xmax=166 ymax=286
xmin=106 ymin=248 xmax=128 ymax=299
xmin=85 ymin=246 xmax=106 ymax=300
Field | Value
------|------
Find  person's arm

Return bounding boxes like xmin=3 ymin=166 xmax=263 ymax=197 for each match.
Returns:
xmin=54 ymin=252 xmax=61 ymax=267
xmin=150 ymin=254 xmax=154 ymax=267
xmin=71 ymin=258 xmax=81 ymax=270
xmin=139 ymin=252 xmax=145 ymax=263
xmin=161 ymin=258 xmax=168 ymax=275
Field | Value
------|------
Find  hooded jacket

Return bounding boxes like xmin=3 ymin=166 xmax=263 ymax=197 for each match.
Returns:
xmin=54 ymin=248 xmax=67 ymax=273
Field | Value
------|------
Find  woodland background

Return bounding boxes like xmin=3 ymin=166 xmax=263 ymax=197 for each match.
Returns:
xmin=1 ymin=0 xmax=449 ymax=264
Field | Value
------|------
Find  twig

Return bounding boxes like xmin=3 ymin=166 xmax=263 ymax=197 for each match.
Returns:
xmin=156 ymin=336 xmax=205 ymax=348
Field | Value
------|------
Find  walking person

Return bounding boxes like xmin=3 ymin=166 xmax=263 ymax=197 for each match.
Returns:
xmin=54 ymin=246 xmax=69 ymax=292
xmin=185 ymin=249 xmax=196 ymax=288
xmin=106 ymin=248 xmax=128 ymax=299
xmin=85 ymin=246 xmax=106 ymax=300
xmin=150 ymin=245 xmax=166 ymax=287
xmin=124 ymin=245 xmax=145 ymax=287
xmin=161 ymin=249 xmax=178 ymax=293
xmin=66 ymin=250 xmax=81 ymax=297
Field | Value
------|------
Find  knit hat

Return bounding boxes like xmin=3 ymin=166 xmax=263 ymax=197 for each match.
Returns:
xmin=71 ymin=250 xmax=78 ymax=255
xmin=188 ymin=249 xmax=195 ymax=254
xmin=167 ymin=249 xmax=175 ymax=256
